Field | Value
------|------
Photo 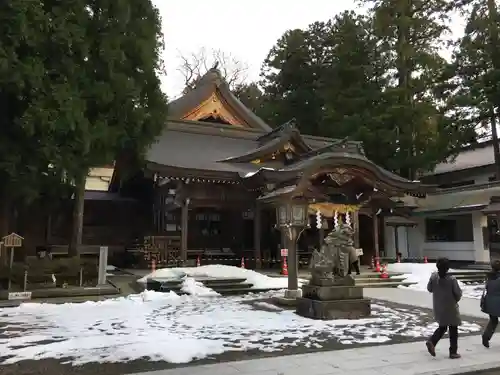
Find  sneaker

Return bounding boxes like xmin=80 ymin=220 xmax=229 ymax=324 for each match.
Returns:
xmin=482 ymin=336 xmax=490 ymax=349
xmin=426 ymin=341 xmax=436 ymax=357
xmin=449 ymin=353 xmax=461 ymax=359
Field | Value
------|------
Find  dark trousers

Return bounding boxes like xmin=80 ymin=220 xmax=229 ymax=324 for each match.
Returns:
xmin=430 ymin=325 xmax=458 ymax=354
xmin=483 ymin=315 xmax=499 ymax=341
xmin=348 ymin=260 xmax=360 ymax=275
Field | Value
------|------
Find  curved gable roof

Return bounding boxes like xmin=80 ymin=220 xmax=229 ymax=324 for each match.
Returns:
xmin=168 ymin=68 xmax=272 ymax=132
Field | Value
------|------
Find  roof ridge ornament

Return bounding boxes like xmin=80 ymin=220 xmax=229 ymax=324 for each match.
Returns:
xmin=257 ymin=118 xmax=298 ymax=143
xmin=300 ymin=137 xmax=365 ymax=160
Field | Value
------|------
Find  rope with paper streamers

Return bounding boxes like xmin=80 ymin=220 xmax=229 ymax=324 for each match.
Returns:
xmin=309 ymin=203 xmax=360 ymax=217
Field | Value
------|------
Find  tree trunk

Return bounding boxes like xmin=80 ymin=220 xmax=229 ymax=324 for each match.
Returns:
xmin=490 ymin=107 xmax=500 ymax=179
xmin=68 ymin=171 xmax=87 ymax=257
xmin=0 ymin=192 xmax=11 ymax=265
xmin=396 ymin=1 xmax=413 ymax=179
xmin=486 ymin=0 xmax=500 ymax=181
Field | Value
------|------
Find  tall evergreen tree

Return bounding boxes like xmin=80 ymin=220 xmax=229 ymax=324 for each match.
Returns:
xmin=260 ymin=26 xmax=326 ymax=134
xmin=359 ymin=0 xmax=477 ymax=178
xmin=452 ymin=0 xmax=500 ymax=177
xmin=0 ymin=1 xmax=79 ymax=238
xmin=65 ymin=1 xmax=168 ymax=255
xmin=318 ymin=12 xmax=394 ymax=168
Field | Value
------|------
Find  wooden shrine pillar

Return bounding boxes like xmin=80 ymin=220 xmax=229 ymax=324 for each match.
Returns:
xmin=253 ymin=203 xmax=262 ymax=269
xmin=373 ymin=207 xmax=380 ymax=259
xmin=181 ymin=198 xmax=189 ymax=263
xmin=353 ymin=210 xmax=360 ymax=249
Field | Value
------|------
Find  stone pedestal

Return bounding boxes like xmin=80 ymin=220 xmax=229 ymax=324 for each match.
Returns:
xmin=273 ymin=288 xmax=302 ymax=306
xmin=295 ymin=275 xmax=371 ymax=320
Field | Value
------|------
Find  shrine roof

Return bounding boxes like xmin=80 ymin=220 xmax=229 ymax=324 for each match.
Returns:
xmin=168 ymin=67 xmax=272 ymax=131
xmin=145 ymin=120 xmax=333 ymax=176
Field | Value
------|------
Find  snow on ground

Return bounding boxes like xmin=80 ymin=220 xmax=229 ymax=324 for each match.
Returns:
xmin=181 ymin=277 xmax=220 ymax=297
xmin=138 ymin=264 xmax=307 ymax=289
xmin=0 ymin=290 xmax=481 ymax=365
xmin=388 ymin=263 xmax=484 ymax=299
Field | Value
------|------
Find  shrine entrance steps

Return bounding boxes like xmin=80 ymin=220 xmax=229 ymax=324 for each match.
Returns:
xmin=449 ymin=270 xmax=488 ymax=284
xmin=142 ymin=277 xmax=283 ymax=296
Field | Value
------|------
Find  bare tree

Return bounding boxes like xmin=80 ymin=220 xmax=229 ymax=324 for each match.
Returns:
xmin=177 ymin=47 xmax=249 ymax=93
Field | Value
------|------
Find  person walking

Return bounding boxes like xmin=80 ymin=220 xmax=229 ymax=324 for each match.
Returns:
xmin=347 ymin=246 xmax=360 ymax=275
xmin=425 ymin=257 xmax=463 ymax=359
xmin=481 ymin=260 xmax=500 ymax=348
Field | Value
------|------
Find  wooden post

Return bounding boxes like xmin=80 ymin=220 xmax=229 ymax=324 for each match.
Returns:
xmin=353 ymin=210 xmax=360 ymax=249
xmin=181 ymin=199 xmax=189 ymax=263
xmin=280 ymin=230 xmax=286 ymax=270
xmin=373 ymin=208 xmax=380 ymax=259
xmin=285 ymin=227 xmax=299 ymax=292
xmin=394 ymin=225 xmax=400 ymax=259
xmin=2 ymin=233 xmax=24 ymax=290
xmin=8 ymin=247 xmax=14 ymax=290
xmin=253 ymin=203 xmax=262 ymax=269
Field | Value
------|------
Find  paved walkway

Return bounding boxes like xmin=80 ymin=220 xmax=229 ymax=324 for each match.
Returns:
xmin=129 ymin=335 xmax=499 ymax=375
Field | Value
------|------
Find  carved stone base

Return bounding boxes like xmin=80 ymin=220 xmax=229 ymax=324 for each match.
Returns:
xmin=302 ymin=284 xmax=363 ymax=301
xmin=310 ymin=274 xmax=355 ymax=287
xmin=296 ymin=297 xmax=371 ymax=320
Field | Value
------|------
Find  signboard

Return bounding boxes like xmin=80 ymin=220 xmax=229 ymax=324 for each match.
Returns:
xmin=8 ymin=292 xmax=32 ymax=301
xmin=280 ymin=248 xmax=288 ymax=257
xmin=2 ymin=233 xmax=24 ymax=248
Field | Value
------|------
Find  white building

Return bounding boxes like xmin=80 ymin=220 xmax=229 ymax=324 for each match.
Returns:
xmin=384 ymin=141 xmax=500 ymax=264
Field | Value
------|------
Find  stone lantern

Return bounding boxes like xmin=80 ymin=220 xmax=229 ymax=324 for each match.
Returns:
xmin=275 ymin=199 xmax=309 ymax=300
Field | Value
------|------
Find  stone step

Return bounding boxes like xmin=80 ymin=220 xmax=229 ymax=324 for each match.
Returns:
xmin=455 ymin=275 xmax=486 ymax=280
xmin=356 ymin=281 xmax=416 ymax=288
xmin=355 ymin=272 xmax=404 ymax=279
xmin=450 ymin=270 xmax=488 ymax=276
xmin=159 ymin=282 xmax=255 ymax=292
xmin=202 ymin=277 xmax=247 ymax=285
xmin=355 ymin=276 xmax=406 ymax=284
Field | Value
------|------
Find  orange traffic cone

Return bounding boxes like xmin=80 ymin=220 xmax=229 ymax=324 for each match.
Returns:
xmin=380 ymin=264 xmax=389 ymax=279
xmin=424 ymin=256 xmax=428 ymax=264
xmin=281 ymin=256 xmax=288 ymax=276
xmin=375 ymin=258 xmax=381 ymax=272
xmin=240 ymin=257 xmax=246 ymax=269
xmin=196 ymin=255 xmax=201 ymax=267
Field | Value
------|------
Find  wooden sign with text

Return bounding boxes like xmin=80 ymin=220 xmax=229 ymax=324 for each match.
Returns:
xmin=2 ymin=233 xmax=24 ymax=248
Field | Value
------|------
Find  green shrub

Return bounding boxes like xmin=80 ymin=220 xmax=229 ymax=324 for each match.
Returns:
xmin=0 ymin=257 xmax=98 ymax=288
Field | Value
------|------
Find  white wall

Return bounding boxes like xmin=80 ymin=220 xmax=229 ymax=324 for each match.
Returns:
xmin=384 ymin=212 xmax=491 ymax=262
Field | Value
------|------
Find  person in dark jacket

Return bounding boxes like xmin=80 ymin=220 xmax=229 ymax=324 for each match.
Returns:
xmin=426 ymin=257 xmax=463 ymax=359
xmin=482 ymin=260 xmax=500 ymax=348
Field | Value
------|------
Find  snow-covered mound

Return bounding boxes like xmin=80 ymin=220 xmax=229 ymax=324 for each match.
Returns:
xmin=138 ymin=264 xmax=306 ymax=290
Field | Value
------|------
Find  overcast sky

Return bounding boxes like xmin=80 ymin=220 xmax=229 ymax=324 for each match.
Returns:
xmin=152 ymin=0 xmax=464 ymax=98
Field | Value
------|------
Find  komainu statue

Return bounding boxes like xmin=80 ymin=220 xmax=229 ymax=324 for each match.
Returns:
xmin=309 ymin=223 xmax=356 ymax=280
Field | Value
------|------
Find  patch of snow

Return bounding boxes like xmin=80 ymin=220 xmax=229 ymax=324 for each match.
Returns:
xmin=0 ymin=293 xmax=480 ymax=365
xmin=253 ymin=301 xmax=283 ymax=311
xmin=137 ymin=290 xmax=180 ymax=302
xmin=181 ymin=277 xmax=220 ymax=297
xmin=388 ymin=262 xmax=484 ymax=299
xmin=106 ymin=265 xmax=116 ymax=271
xmin=138 ymin=265 xmax=306 ymax=290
